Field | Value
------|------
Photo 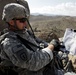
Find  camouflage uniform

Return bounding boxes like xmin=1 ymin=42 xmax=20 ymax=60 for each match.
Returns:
xmin=0 ymin=3 xmax=54 ymax=75
xmin=0 ymin=29 xmax=53 ymax=75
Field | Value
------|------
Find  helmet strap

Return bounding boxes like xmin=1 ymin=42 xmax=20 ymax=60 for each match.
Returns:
xmin=26 ymin=18 xmax=36 ymax=38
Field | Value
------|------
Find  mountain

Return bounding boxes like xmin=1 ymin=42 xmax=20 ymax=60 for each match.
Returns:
xmin=31 ymin=13 xmax=59 ymax=16
xmin=31 ymin=13 xmax=71 ymax=17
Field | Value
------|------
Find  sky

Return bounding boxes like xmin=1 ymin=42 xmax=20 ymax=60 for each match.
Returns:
xmin=27 ymin=0 xmax=76 ymax=16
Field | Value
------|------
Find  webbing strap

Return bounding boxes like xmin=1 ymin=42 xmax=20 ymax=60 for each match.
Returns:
xmin=17 ymin=35 xmax=43 ymax=52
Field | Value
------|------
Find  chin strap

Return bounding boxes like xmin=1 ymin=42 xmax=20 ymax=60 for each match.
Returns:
xmin=26 ymin=18 xmax=36 ymax=39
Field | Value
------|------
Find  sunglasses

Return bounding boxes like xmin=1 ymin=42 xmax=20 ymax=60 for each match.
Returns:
xmin=12 ymin=18 xmax=27 ymax=23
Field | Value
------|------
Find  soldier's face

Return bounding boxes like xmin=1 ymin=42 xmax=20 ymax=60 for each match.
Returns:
xmin=15 ymin=18 xmax=27 ymax=30
xmin=9 ymin=17 xmax=27 ymax=30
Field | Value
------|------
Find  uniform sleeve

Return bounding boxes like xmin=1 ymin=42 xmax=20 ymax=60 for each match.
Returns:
xmin=2 ymin=37 xmax=53 ymax=71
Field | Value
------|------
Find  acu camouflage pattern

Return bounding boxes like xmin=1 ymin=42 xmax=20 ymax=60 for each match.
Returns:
xmin=0 ymin=29 xmax=53 ymax=75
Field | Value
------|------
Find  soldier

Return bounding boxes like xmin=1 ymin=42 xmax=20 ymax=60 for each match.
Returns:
xmin=0 ymin=3 xmax=60 ymax=75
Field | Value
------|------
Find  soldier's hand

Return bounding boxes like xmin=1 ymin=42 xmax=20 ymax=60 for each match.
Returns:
xmin=48 ymin=44 xmax=54 ymax=51
xmin=50 ymin=39 xmax=60 ymax=51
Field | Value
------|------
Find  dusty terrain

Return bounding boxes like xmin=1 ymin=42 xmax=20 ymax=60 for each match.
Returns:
xmin=29 ymin=15 xmax=76 ymax=42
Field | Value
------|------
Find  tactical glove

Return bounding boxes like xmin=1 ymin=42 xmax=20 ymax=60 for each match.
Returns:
xmin=50 ymin=39 xmax=60 ymax=51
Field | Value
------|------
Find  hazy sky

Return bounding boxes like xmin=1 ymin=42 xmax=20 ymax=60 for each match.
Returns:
xmin=27 ymin=0 xmax=76 ymax=16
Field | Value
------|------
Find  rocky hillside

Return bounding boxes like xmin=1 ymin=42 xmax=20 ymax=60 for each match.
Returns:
xmin=29 ymin=15 xmax=76 ymax=41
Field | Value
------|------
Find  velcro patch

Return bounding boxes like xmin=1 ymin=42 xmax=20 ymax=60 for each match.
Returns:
xmin=12 ymin=44 xmax=27 ymax=61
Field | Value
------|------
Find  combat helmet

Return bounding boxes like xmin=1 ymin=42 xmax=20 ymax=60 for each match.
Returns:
xmin=2 ymin=3 xmax=28 ymax=22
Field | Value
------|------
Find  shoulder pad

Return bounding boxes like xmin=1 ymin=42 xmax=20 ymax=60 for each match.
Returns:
xmin=0 ymin=28 xmax=8 ymax=36
xmin=0 ymin=32 xmax=9 ymax=43
xmin=0 ymin=31 xmax=17 ymax=43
